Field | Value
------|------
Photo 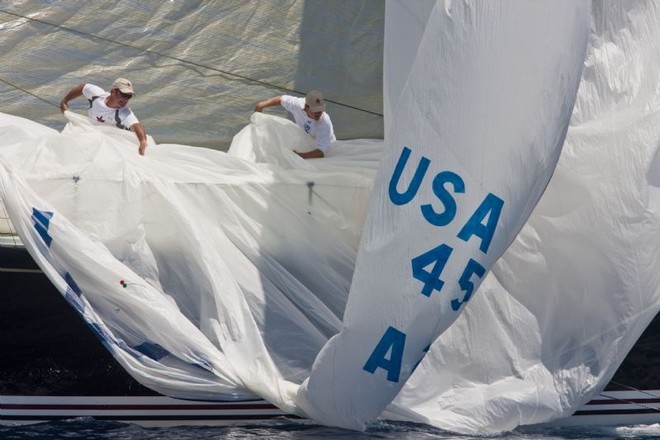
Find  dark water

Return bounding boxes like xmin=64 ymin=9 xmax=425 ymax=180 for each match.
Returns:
xmin=2 ymin=419 xmax=660 ymax=440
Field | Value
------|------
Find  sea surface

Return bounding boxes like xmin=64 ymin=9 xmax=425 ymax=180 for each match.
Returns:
xmin=2 ymin=419 xmax=660 ymax=440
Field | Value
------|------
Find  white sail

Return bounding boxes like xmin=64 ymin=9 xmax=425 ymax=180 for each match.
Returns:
xmin=2 ymin=0 xmax=660 ymax=435
xmin=297 ymin=0 xmax=590 ymax=430
xmin=0 ymin=110 xmax=382 ymax=410
xmin=388 ymin=0 xmax=660 ymax=433
xmin=0 ymin=2 xmax=384 ymax=147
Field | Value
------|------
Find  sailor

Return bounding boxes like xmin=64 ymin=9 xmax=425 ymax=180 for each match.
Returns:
xmin=59 ymin=78 xmax=149 ymax=156
xmin=255 ymin=90 xmax=336 ymax=159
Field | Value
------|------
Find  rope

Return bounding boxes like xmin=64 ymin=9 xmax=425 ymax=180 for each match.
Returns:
xmin=608 ymin=381 xmax=660 ymax=400
xmin=306 ymin=181 xmax=342 ymax=212
xmin=0 ymin=77 xmax=59 ymax=108
xmin=0 ymin=9 xmax=383 ymax=117
xmin=0 ymin=267 xmax=42 ymax=274
xmin=598 ymin=381 xmax=660 ymax=413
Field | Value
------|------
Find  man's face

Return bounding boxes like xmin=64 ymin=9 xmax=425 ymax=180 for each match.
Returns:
xmin=113 ymin=88 xmax=133 ymax=107
xmin=305 ymin=105 xmax=323 ymax=121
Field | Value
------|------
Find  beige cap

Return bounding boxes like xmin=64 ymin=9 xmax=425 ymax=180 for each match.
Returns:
xmin=111 ymin=78 xmax=135 ymax=95
xmin=305 ymin=90 xmax=326 ymax=112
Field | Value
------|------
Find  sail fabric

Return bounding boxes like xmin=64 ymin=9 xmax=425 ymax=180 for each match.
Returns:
xmin=384 ymin=0 xmax=660 ymax=434
xmin=0 ymin=1 xmax=384 ymax=148
xmin=297 ymin=0 xmax=591 ymax=430
xmin=0 ymin=110 xmax=382 ymax=409
xmin=2 ymin=0 xmax=660 ymax=435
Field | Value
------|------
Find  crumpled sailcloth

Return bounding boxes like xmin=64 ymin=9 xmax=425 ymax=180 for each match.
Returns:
xmin=0 ymin=0 xmax=660 ymax=435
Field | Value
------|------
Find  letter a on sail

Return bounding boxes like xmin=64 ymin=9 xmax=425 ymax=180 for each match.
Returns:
xmin=298 ymin=0 xmax=591 ymax=430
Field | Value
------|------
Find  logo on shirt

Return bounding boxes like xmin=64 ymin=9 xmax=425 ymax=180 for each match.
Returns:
xmin=97 ymin=116 xmax=105 ymax=123
xmin=304 ymin=121 xmax=311 ymax=133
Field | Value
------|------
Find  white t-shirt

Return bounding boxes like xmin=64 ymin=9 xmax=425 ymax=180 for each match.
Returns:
xmin=82 ymin=84 xmax=139 ymax=130
xmin=280 ymin=95 xmax=336 ymax=152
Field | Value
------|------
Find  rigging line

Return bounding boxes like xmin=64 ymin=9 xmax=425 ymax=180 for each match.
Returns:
xmin=306 ymin=183 xmax=340 ymax=213
xmin=598 ymin=392 xmax=660 ymax=413
xmin=0 ymin=76 xmax=58 ymax=108
xmin=597 ymin=381 xmax=660 ymax=413
xmin=0 ymin=267 xmax=43 ymax=274
xmin=0 ymin=9 xmax=384 ymax=118
xmin=608 ymin=381 xmax=660 ymax=399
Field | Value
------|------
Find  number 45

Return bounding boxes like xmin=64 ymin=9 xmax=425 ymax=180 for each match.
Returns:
xmin=411 ymin=244 xmax=486 ymax=311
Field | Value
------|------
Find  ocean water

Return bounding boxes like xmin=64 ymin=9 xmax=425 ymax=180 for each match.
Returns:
xmin=2 ymin=419 xmax=660 ymax=440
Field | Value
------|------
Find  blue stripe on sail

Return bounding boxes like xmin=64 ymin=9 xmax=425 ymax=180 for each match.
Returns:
xmin=134 ymin=341 xmax=169 ymax=361
xmin=31 ymin=208 xmax=53 ymax=247
xmin=63 ymin=287 xmax=85 ymax=314
xmin=89 ymin=322 xmax=123 ymax=351
xmin=81 ymin=313 xmax=211 ymax=374
xmin=64 ymin=272 xmax=82 ymax=296
xmin=87 ymin=322 xmax=169 ymax=364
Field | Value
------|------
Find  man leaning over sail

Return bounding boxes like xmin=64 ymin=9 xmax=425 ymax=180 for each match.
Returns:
xmin=59 ymin=78 xmax=149 ymax=156
xmin=255 ymin=90 xmax=336 ymax=159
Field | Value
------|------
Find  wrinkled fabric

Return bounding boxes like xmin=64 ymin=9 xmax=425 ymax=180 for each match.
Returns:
xmin=385 ymin=0 xmax=660 ymax=434
xmin=298 ymin=0 xmax=590 ymax=430
xmin=0 ymin=110 xmax=382 ymax=408
xmin=1 ymin=0 xmax=660 ymax=435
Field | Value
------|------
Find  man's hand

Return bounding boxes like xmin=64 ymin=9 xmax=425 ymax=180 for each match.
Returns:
xmin=294 ymin=149 xmax=324 ymax=159
xmin=255 ymin=96 xmax=281 ymax=113
xmin=131 ymin=123 xmax=148 ymax=156
xmin=59 ymin=84 xmax=84 ymax=113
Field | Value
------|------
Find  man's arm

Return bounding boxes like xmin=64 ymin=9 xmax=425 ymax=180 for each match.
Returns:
xmin=295 ymin=149 xmax=324 ymax=159
xmin=254 ymin=96 xmax=282 ymax=112
xmin=130 ymin=123 xmax=148 ymax=155
xmin=59 ymin=84 xmax=85 ymax=112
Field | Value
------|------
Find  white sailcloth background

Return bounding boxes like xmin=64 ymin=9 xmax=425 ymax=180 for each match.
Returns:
xmin=1 ymin=0 xmax=660 ymax=435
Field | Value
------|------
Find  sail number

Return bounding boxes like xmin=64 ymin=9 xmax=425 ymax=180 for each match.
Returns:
xmin=389 ymin=146 xmax=503 ymax=310
xmin=362 ymin=146 xmax=505 ymax=383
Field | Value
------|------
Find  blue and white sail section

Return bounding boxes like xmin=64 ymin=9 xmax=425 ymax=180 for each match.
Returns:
xmin=298 ymin=0 xmax=591 ymax=430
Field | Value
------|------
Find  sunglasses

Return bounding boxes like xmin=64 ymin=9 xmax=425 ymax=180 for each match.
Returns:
xmin=305 ymin=105 xmax=322 ymax=118
xmin=117 ymin=90 xmax=133 ymax=99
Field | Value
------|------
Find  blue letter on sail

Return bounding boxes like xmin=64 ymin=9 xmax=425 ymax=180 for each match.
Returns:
xmin=389 ymin=147 xmax=430 ymax=206
xmin=457 ymin=193 xmax=504 ymax=254
xmin=363 ymin=326 xmax=406 ymax=382
xmin=421 ymin=171 xmax=465 ymax=227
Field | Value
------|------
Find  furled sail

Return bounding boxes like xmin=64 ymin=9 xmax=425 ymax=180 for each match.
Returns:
xmin=297 ymin=0 xmax=591 ymax=430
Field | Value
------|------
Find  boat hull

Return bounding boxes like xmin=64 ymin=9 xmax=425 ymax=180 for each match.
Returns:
xmin=2 ymin=242 xmax=659 ymax=428
xmin=0 ymin=395 xmax=286 ymax=427
xmin=549 ymin=390 xmax=660 ymax=427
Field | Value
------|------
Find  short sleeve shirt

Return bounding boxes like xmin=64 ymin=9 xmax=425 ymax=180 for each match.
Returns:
xmin=280 ymin=95 xmax=336 ymax=152
xmin=82 ymin=84 xmax=139 ymax=130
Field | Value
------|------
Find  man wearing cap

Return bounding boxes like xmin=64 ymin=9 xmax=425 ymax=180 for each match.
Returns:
xmin=255 ymin=90 xmax=336 ymax=159
xmin=59 ymin=78 xmax=149 ymax=155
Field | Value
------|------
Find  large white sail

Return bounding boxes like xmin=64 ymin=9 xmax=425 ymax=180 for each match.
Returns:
xmin=297 ymin=0 xmax=590 ymax=430
xmin=0 ymin=2 xmax=384 ymax=148
xmin=388 ymin=0 xmax=660 ymax=433
xmin=0 ymin=110 xmax=383 ymax=410
xmin=3 ymin=0 xmax=660 ymax=435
